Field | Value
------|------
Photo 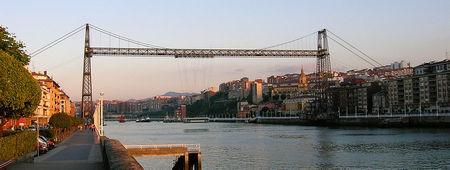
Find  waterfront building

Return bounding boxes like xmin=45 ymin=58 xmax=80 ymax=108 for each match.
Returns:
xmin=33 ymin=85 xmax=51 ymax=126
xmin=29 ymin=71 xmax=75 ymax=125
xmin=33 ymin=72 xmax=62 ymax=115
xmin=237 ymin=102 xmax=250 ymax=118
xmin=60 ymin=90 xmax=74 ymax=116
xmin=372 ymin=89 xmax=389 ymax=114
xmin=270 ymin=68 xmax=308 ymax=97
xmin=174 ymin=105 xmax=187 ymax=120
xmin=326 ymin=82 xmax=381 ymax=114
xmin=220 ymin=77 xmax=252 ymax=100
xmin=282 ymin=95 xmax=316 ymax=115
xmin=388 ymin=59 xmax=450 ymax=113
xmin=251 ymin=82 xmax=263 ymax=104
xmin=201 ymin=87 xmax=216 ymax=101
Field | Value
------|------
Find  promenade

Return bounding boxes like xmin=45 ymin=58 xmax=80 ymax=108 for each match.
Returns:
xmin=10 ymin=129 xmax=104 ymax=170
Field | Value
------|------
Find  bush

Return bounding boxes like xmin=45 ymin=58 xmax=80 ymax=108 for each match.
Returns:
xmin=1 ymin=130 xmax=20 ymax=137
xmin=49 ymin=113 xmax=84 ymax=129
xmin=0 ymin=131 xmax=36 ymax=160
xmin=39 ymin=129 xmax=55 ymax=139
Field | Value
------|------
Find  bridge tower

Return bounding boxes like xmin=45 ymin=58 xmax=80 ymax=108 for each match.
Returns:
xmin=316 ymin=29 xmax=331 ymax=98
xmin=81 ymin=24 xmax=93 ymax=119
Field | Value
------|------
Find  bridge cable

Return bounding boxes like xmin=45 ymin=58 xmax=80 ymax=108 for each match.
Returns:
xmin=30 ymin=24 xmax=86 ymax=58
xmin=261 ymin=31 xmax=317 ymax=49
xmin=328 ymin=30 xmax=383 ymax=66
xmin=328 ymin=36 xmax=377 ymax=67
xmin=89 ymin=24 xmax=166 ymax=49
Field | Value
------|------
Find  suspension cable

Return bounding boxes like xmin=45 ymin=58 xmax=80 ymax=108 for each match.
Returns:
xmin=261 ymin=31 xmax=317 ymax=49
xmin=89 ymin=24 xmax=166 ymax=49
xmin=328 ymin=30 xmax=382 ymax=66
xmin=30 ymin=24 xmax=86 ymax=58
xmin=328 ymin=36 xmax=376 ymax=67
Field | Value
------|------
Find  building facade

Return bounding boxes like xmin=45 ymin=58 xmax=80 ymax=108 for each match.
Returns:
xmin=388 ymin=59 xmax=450 ymax=113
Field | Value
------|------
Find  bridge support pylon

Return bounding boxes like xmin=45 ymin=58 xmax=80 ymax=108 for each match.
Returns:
xmin=82 ymin=24 xmax=93 ymax=120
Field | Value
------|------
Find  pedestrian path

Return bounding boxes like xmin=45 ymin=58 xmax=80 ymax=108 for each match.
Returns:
xmin=10 ymin=129 xmax=104 ymax=170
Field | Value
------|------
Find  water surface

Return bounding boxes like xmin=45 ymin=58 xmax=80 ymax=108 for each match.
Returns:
xmin=104 ymin=121 xmax=450 ymax=169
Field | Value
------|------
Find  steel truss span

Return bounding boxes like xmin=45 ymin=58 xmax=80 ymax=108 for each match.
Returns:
xmin=90 ymin=47 xmax=319 ymax=58
xmin=81 ymin=23 xmax=331 ymax=117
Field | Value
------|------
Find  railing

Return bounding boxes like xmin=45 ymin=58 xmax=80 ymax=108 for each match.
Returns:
xmin=124 ymin=144 xmax=201 ymax=152
xmin=339 ymin=113 xmax=450 ymax=119
xmin=210 ymin=118 xmax=250 ymax=121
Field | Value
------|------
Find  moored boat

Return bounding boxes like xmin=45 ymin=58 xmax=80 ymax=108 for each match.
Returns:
xmin=119 ymin=113 xmax=126 ymax=123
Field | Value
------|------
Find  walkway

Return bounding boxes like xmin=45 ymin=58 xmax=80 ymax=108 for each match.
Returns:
xmin=10 ymin=129 xmax=104 ymax=170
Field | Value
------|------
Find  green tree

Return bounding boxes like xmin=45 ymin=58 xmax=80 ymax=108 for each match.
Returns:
xmin=273 ymin=94 xmax=280 ymax=101
xmin=0 ymin=26 xmax=30 ymax=66
xmin=281 ymin=94 xmax=287 ymax=100
xmin=0 ymin=50 xmax=41 ymax=136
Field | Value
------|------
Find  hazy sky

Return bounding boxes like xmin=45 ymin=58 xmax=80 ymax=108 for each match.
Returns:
xmin=1 ymin=0 xmax=449 ymax=101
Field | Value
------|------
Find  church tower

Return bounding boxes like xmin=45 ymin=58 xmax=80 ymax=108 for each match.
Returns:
xmin=299 ymin=67 xmax=307 ymax=86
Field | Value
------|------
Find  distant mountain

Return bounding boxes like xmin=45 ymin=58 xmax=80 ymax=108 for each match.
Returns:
xmin=161 ymin=92 xmax=198 ymax=97
xmin=127 ymin=99 xmax=137 ymax=102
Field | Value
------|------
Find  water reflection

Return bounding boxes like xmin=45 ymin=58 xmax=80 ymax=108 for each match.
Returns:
xmin=316 ymin=128 xmax=335 ymax=169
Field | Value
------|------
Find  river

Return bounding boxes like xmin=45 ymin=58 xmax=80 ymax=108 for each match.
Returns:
xmin=104 ymin=121 xmax=450 ymax=169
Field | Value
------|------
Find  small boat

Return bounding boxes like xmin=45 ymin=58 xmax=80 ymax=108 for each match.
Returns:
xmin=136 ymin=117 xmax=151 ymax=122
xmin=119 ymin=113 xmax=126 ymax=123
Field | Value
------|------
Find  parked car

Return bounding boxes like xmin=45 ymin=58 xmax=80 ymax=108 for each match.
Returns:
xmin=27 ymin=126 xmax=37 ymax=131
xmin=37 ymin=137 xmax=48 ymax=154
xmin=39 ymin=136 xmax=55 ymax=150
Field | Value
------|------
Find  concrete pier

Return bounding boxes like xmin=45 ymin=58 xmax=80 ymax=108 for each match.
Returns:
xmin=125 ymin=144 xmax=202 ymax=170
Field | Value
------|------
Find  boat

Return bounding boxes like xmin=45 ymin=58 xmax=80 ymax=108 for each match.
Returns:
xmin=183 ymin=117 xmax=209 ymax=123
xmin=136 ymin=117 xmax=151 ymax=123
xmin=119 ymin=113 xmax=126 ymax=123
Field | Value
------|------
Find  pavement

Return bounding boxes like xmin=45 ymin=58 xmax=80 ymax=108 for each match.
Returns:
xmin=10 ymin=129 xmax=104 ymax=170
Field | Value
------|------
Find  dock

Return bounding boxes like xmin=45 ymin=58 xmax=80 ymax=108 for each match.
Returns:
xmin=125 ymin=144 xmax=201 ymax=170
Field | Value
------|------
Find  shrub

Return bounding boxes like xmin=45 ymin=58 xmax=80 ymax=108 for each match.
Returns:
xmin=0 ymin=131 xmax=36 ymax=160
xmin=49 ymin=113 xmax=83 ymax=129
xmin=39 ymin=129 xmax=55 ymax=139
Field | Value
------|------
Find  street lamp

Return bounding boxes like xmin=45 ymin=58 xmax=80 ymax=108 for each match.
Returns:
xmin=100 ymin=92 xmax=104 ymax=136
xmin=34 ymin=115 xmax=48 ymax=157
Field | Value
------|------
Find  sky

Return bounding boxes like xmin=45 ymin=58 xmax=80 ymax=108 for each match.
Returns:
xmin=1 ymin=0 xmax=449 ymax=101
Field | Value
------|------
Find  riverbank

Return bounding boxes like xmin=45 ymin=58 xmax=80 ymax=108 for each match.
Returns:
xmin=212 ymin=114 xmax=450 ymax=127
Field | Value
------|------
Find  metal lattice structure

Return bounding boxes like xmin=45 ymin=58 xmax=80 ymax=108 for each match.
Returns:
xmin=81 ymin=24 xmax=330 ymax=117
xmin=316 ymin=29 xmax=331 ymax=98
xmin=82 ymin=24 xmax=93 ymax=119
xmin=90 ymin=47 xmax=318 ymax=58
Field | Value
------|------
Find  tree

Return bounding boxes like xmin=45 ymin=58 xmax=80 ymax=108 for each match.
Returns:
xmin=281 ymin=94 xmax=287 ymax=100
xmin=0 ymin=50 xmax=41 ymax=136
xmin=273 ymin=94 xmax=280 ymax=101
xmin=49 ymin=113 xmax=84 ymax=141
xmin=0 ymin=26 xmax=30 ymax=66
xmin=246 ymin=93 xmax=253 ymax=104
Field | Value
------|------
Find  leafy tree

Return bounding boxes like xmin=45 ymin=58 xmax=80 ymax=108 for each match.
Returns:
xmin=281 ymin=94 xmax=287 ymax=100
xmin=0 ymin=50 xmax=41 ymax=136
xmin=49 ymin=113 xmax=84 ymax=140
xmin=246 ymin=93 xmax=253 ymax=104
xmin=273 ymin=94 xmax=280 ymax=101
xmin=263 ymin=93 xmax=271 ymax=102
xmin=0 ymin=26 xmax=30 ymax=66
xmin=49 ymin=113 xmax=71 ymax=129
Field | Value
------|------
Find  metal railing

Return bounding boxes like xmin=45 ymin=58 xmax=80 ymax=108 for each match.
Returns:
xmin=339 ymin=113 xmax=450 ymax=119
xmin=124 ymin=144 xmax=201 ymax=152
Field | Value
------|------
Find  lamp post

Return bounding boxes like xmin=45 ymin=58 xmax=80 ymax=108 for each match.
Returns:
xmin=34 ymin=115 xmax=48 ymax=157
xmin=100 ymin=92 xmax=104 ymax=136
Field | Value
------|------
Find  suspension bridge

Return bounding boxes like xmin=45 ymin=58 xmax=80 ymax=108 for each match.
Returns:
xmin=29 ymin=23 xmax=381 ymax=119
